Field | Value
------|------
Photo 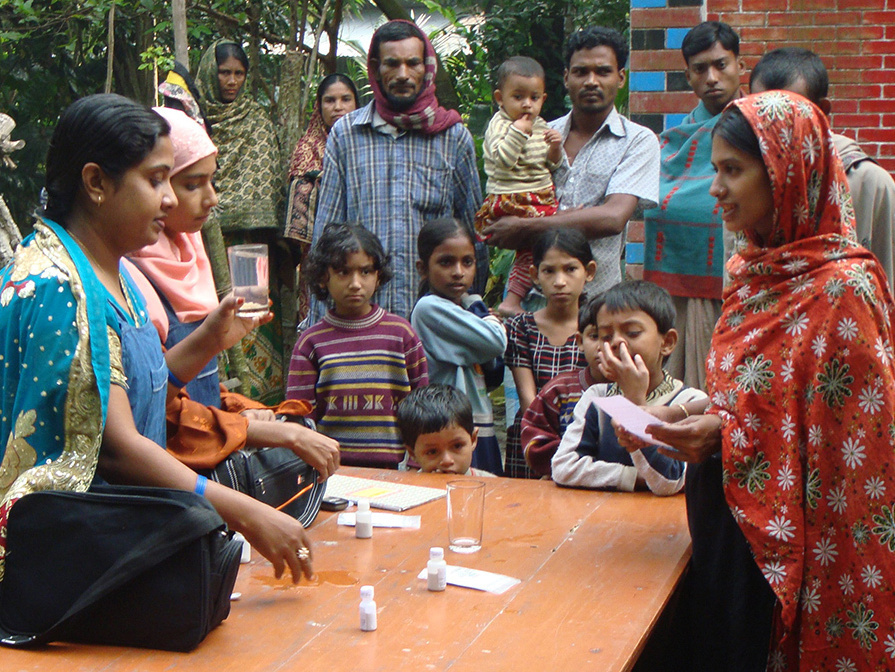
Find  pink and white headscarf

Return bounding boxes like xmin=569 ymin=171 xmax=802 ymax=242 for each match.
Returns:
xmin=128 ymin=107 xmax=219 ymax=332
xmin=367 ymin=20 xmax=461 ymax=135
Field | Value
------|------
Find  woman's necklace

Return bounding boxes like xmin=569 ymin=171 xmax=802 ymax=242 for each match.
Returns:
xmin=69 ymin=231 xmax=134 ymax=318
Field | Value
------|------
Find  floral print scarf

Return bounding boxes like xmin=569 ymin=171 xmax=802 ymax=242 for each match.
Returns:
xmin=195 ymin=40 xmax=282 ymax=233
xmin=706 ymin=91 xmax=895 ymax=669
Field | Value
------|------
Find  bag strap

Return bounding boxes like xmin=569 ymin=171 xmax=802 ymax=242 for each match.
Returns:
xmin=0 ymin=502 xmax=224 ymax=647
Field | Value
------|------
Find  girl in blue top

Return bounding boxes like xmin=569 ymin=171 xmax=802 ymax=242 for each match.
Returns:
xmin=411 ymin=218 xmax=507 ymax=475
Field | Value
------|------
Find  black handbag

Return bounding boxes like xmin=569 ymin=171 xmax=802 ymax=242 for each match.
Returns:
xmin=207 ymin=447 xmax=326 ymax=527
xmin=0 ymin=485 xmax=241 ymax=652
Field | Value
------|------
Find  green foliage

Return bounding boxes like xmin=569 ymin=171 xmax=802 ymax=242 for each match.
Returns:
xmin=139 ymin=45 xmax=175 ymax=73
xmin=0 ymin=0 xmax=324 ymax=228
xmin=0 ymin=0 xmax=631 ymax=235
xmin=428 ymin=0 xmax=629 ymax=122
xmin=337 ymin=38 xmax=374 ymax=103
xmin=1 ymin=0 xmax=115 ymax=230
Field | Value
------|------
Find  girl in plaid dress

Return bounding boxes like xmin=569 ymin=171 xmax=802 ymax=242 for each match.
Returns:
xmin=504 ymin=228 xmax=595 ymax=478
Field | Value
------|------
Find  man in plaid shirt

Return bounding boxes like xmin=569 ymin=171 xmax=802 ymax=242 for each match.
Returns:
xmin=311 ymin=20 xmax=483 ymax=322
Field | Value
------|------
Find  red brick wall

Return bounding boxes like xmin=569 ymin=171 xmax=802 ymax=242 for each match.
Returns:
xmin=626 ymin=0 xmax=895 ymax=278
xmin=630 ymin=0 xmax=895 ymax=172
xmin=711 ymin=0 xmax=895 ymax=173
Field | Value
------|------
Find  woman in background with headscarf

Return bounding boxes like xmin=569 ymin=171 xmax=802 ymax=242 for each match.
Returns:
xmin=195 ymin=39 xmax=289 ymax=404
xmin=286 ymin=73 xmax=358 ymax=323
xmin=158 ymin=60 xmax=212 ymax=136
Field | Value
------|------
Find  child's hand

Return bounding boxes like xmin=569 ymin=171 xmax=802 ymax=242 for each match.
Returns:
xmin=544 ymin=128 xmax=563 ymax=165
xmin=544 ymin=128 xmax=562 ymax=148
xmin=512 ymin=114 xmax=534 ymax=136
xmin=599 ymin=341 xmax=650 ymax=406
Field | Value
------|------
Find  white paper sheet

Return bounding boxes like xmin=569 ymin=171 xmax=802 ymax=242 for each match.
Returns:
xmin=337 ymin=512 xmax=421 ymax=529
xmin=325 ymin=474 xmax=445 ymax=511
xmin=591 ymin=395 xmax=673 ymax=448
xmin=416 ymin=565 xmax=521 ymax=594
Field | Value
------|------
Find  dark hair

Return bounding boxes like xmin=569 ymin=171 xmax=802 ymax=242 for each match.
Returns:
xmin=713 ymin=104 xmax=762 ymax=161
xmin=749 ymin=47 xmax=828 ymax=104
xmin=416 ymin=217 xmax=475 ymax=297
xmin=579 ymin=280 xmax=676 ymax=334
xmin=496 ymin=56 xmax=545 ymax=89
xmin=305 ymin=222 xmax=393 ymax=301
xmin=43 ymin=94 xmax=170 ymax=224
xmin=369 ymin=20 xmax=425 ymax=63
xmin=681 ymin=21 xmax=739 ymax=64
xmin=215 ymin=42 xmax=249 ymax=71
xmin=531 ymin=227 xmax=594 ymax=268
xmin=396 ymin=384 xmax=475 ymax=449
xmin=316 ymin=73 xmax=359 ymax=108
xmin=564 ymin=26 xmax=628 ymax=70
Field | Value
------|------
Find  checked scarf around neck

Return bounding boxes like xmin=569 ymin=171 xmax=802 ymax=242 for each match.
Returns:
xmin=706 ymin=91 xmax=895 ymax=669
xmin=367 ymin=20 xmax=461 ymax=135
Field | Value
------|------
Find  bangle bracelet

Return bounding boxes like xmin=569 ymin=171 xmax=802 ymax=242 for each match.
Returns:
xmin=677 ymin=403 xmax=690 ymax=419
xmin=168 ymin=369 xmax=187 ymax=389
xmin=194 ymin=475 xmax=208 ymax=497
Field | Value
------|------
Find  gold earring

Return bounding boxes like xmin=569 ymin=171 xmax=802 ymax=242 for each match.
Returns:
xmin=96 ymin=196 xmax=103 ymax=206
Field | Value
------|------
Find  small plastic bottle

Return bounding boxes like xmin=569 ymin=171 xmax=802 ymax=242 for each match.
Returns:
xmin=355 ymin=498 xmax=373 ymax=539
xmin=359 ymin=585 xmax=377 ymax=631
xmin=427 ymin=547 xmax=447 ymax=592
xmin=232 ymin=531 xmax=252 ymax=563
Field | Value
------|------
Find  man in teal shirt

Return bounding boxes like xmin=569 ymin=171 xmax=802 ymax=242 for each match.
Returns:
xmin=643 ymin=21 xmax=743 ymax=390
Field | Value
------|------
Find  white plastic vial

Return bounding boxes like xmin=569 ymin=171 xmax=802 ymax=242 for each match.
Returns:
xmin=232 ymin=531 xmax=251 ymax=563
xmin=427 ymin=547 xmax=447 ymax=592
xmin=359 ymin=585 xmax=377 ymax=631
xmin=355 ymin=498 xmax=373 ymax=539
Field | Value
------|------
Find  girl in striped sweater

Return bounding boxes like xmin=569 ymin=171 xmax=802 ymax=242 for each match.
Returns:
xmin=286 ymin=223 xmax=428 ymax=468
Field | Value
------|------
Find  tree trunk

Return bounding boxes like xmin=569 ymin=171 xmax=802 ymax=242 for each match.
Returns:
xmin=321 ymin=0 xmax=343 ymax=75
xmin=278 ymin=49 xmax=306 ymax=168
xmin=104 ymin=4 xmax=115 ymax=94
xmin=112 ymin=12 xmax=155 ymax=104
xmin=172 ymin=0 xmax=188 ymax=65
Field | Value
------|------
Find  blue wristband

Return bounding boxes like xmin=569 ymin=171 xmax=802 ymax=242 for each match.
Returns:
xmin=168 ymin=369 xmax=187 ymax=389
xmin=194 ymin=475 xmax=208 ymax=497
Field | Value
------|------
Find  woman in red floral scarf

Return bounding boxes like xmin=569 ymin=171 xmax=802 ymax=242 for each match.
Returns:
xmin=620 ymin=91 xmax=895 ymax=670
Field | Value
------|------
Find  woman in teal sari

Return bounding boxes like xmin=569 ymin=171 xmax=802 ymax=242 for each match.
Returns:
xmin=0 ymin=94 xmax=313 ymax=583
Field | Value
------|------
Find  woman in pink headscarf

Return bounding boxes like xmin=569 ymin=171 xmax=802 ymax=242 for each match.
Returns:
xmin=126 ymin=107 xmax=339 ymax=479
xmin=128 ymin=107 xmax=221 ymax=404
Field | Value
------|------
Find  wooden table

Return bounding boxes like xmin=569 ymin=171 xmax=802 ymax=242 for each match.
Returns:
xmin=1 ymin=468 xmax=691 ymax=671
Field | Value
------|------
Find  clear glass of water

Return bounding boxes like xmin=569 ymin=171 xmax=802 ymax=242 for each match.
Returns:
xmin=227 ymin=244 xmax=269 ymax=317
xmin=447 ymin=480 xmax=485 ymax=553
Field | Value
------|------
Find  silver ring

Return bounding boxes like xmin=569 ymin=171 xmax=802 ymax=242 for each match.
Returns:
xmin=297 ymin=547 xmax=310 ymax=561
